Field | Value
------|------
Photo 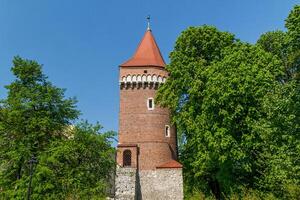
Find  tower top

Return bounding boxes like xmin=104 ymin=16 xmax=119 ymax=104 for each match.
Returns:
xmin=147 ymin=15 xmax=151 ymax=31
xmin=120 ymin=23 xmax=165 ymax=68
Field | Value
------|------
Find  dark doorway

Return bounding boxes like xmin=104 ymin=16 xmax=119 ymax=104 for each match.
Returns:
xmin=123 ymin=150 xmax=132 ymax=167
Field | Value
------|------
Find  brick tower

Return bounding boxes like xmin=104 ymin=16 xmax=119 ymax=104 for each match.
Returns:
xmin=115 ymin=20 xmax=183 ymax=200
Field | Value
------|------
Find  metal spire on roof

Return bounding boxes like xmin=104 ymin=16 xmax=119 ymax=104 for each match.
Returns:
xmin=147 ymin=15 xmax=151 ymax=31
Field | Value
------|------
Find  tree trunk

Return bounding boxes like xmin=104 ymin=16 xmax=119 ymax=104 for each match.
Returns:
xmin=209 ymin=179 xmax=221 ymax=200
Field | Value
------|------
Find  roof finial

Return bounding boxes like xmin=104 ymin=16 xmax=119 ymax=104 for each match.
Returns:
xmin=147 ymin=15 xmax=151 ymax=31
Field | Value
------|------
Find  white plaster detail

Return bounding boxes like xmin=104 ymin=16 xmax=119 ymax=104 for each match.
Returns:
xmin=152 ymin=75 xmax=157 ymax=82
xmin=126 ymin=75 xmax=132 ymax=82
xmin=132 ymin=75 xmax=137 ymax=82
xmin=142 ymin=75 xmax=147 ymax=82
xmin=120 ymin=74 xmax=167 ymax=87
xmin=158 ymin=76 xmax=162 ymax=83
xmin=137 ymin=75 xmax=142 ymax=82
xmin=147 ymin=74 xmax=152 ymax=82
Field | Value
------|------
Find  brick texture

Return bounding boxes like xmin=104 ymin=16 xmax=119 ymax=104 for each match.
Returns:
xmin=117 ymin=66 xmax=178 ymax=170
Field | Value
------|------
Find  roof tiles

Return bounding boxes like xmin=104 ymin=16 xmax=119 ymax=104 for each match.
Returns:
xmin=156 ymin=159 xmax=183 ymax=169
xmin=120 ymin=30 xmax=166 ymax=67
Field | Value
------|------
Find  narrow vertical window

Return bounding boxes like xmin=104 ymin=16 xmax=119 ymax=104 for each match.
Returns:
xmin=147 ymin=98 xmax=154 ymax=110
xmin=123 ymin=150 xmax=132 ymax=167
xmin=165 ymin=125 xmax=170 ymax=137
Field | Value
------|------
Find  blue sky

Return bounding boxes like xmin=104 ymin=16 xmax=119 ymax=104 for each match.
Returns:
xmin=0 ymin=0 xmax=299 ymax=133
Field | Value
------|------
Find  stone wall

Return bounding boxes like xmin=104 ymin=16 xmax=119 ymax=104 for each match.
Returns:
xmin=115 ymin=167 xmax=137 ymax=200
xmin=138 ymin=168 xmax=183 ymax=200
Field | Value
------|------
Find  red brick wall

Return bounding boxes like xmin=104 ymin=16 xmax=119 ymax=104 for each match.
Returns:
xmin=117 ymin=66 xmax=178 ymax=170
xmin=116 ymin=146 xmax=138 ymax=168
xmin=119 ymin=66 xmax=168 ymax=78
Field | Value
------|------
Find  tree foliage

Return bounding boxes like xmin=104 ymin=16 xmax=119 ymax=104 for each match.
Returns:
xmin=257 ymin=5 xmax=300 ymax=82
xmin=255 ymin=5 xmax=300 ymax=199
xmin=0 ymin=57 xmax=115 ymax=199
xmin=157 ymin=5 xmax=300 ymax=199
xmin=0 ymin=56 xmax=79 ymax=193
xmin=30 ymin=122 xmax=115 ymax=200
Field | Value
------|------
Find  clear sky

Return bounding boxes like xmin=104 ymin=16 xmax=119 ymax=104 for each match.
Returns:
xmin=0 ymin=0 xmax=299 ymax=133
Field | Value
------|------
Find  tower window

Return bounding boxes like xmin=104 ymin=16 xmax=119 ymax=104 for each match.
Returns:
xmin=123 ymin=150 xmax=132 ymax=167
xmin=165 ymin=125 xmax=170 ymax=137
xmin=147 ymin=98 xmax=154 ymax=110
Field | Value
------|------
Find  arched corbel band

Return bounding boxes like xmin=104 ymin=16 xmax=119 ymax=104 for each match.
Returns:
xmin=119 ymin=74 xmax=167 ymax=88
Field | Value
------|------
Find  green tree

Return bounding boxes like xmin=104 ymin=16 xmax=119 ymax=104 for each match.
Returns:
xmin=284 ymin=5 xmax=300 ymax=82
xmin=158 ymin=5 xmax=300 ymax=199
xmin=257 ymin=31 xmax=291 ymax=81
xmin=31 ymin=121 xmax=116 ymax=200
xmin=156 ymin=26 xmax=287 ymax=198
xmin=0 ymin=57 xmax=116 ymax=199
xmin=255 ymin=6 xmax=300 ymax=197
xmin=156 ymin=26 xmax=236 ymax=156
xmin=0 ymin=56 xmax=79 ymax=198
xmin=256 ymin=82 xmax=300 ymax=199
xmin=257 ymin=5 xmax=300 ymax=82
xmin=286 ymin=5 xmax=300 ymax=51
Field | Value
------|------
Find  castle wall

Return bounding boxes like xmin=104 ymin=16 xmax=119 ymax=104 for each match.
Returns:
xmin=114 ymin=168 xmax=183 ymax=200
xmin=115 ymin=167 xmax=137 ymax=200
xmin=138 ymin=169 xmax=183 ymax=200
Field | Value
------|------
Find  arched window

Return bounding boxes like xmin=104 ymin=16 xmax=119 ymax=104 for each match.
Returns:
xmin=123 ymin=150 xmax=132 ymax=167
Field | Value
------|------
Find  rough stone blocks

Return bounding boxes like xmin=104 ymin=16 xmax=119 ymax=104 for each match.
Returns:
xmin=115 ymin=167 xmax=137 ymax=200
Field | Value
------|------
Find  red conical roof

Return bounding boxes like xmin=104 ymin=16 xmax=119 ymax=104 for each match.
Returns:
xmin=120 ymin=30 xmax=166 ymax=67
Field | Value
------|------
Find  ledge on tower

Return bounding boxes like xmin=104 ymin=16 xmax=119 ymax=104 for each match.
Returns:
xmin=117 ymin=143 xmax=138 ymax=148
xmin=156 ymin=159 xmax=183 ymax=169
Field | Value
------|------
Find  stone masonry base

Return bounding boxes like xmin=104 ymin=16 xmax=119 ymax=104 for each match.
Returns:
xmin=115 ymin=167 xmax=137 ymax=200
xmin=139 ymin=169 xmax=183 ymax=200
xmin=115 ymin=167 xmax=183 ymax=200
